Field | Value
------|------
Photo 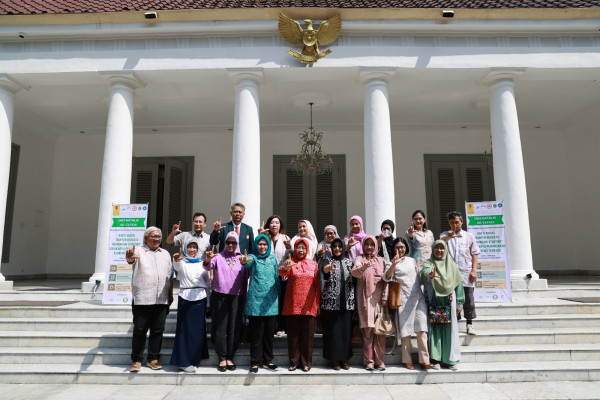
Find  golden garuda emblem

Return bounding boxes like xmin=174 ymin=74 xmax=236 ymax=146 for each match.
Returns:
xmin=278 ymin=13 xmax=342 ymax=64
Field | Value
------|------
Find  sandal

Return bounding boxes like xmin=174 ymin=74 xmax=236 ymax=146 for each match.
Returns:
xmin=406 ymin=364 xmax=415 ymax=370
xmin=302 ymin=366 xmax=311 ymax=372
xmin=288 ymin=365 xmax=297 ymax=372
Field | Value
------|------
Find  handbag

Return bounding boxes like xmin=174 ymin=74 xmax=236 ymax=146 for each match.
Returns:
xmin=388 ymin=281 xmax=402 ymax=310
xmin=428 ymin=305 xmax=451 ymax=324
xmin=382 ymin=241 xmax=402 ymax=310
xmin=374 ymin=306 xmax=396 ymax=335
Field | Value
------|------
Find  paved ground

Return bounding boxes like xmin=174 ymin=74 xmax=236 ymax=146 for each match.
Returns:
xmin=2 ymin=382 xmax=600 ymax=400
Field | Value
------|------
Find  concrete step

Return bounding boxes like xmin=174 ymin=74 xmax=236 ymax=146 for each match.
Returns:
xmin=1 ymin=326 xmax=598 ymax=349
xmin=1 ymin=298 xmax=599 ymax=319
xmin=2 ymin=342 xmax=599 ymax=366
xmin=1 ymin=312 xmax=597 ymax=333
xmin=0 ymin=361 xmax=598 ymax=385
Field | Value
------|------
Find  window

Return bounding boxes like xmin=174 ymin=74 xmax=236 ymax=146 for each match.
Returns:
xmin=425 ymin=154 xmax=495 ymax=237
xmin=273 ymin=155 xmax=346 ymax=238
xmin=131 ymin=157 xmax=193 ymax=249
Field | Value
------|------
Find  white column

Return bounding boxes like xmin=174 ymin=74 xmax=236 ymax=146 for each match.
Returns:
xmin=84 ymin=72 xmax=143 ymax=292
xmin=359 ymin=69 xmax=397 ymax=235
xmin=0 ymin=75 xmax=24 ymax=290
xmin=228 ymin=69 xmax=263 ymax=234
xmin=482 ymin=69 xmax=546 ymax=289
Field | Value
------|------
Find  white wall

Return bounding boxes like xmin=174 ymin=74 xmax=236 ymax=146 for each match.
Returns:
xmin=2 ymin=125 xmax=55 ymax=277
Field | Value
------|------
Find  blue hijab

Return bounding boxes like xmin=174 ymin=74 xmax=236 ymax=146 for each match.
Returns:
xmin=253 ymin=234 xmax=272 ymax=260
xmin=182 ymin=240 xmax=201 ymax=263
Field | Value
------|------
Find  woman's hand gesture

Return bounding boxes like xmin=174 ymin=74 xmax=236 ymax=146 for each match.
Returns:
xmin=284 ymin=237 xmax=291 ymax=249
xmin=362 ymin=260 xmax=372 ymax=270
xmin=125 ymin=245 xmax=139 ymax=264
xmin=347 ymin=236 xmax=356 ymax=250
xmin=239 ymin=249 xmax=249 ymax=265
xmin=428 ymin=265 xmax=440 ymax=279
xmin=173 ymin=247 xmax=184 ymax=262
xmin=283 ymin=254 xmax=294 ymax=271
xmin=257 ymin=221 xmax=267 ymax=235
xmin=407 ymin=224 xmax=414 ymax=239
xmin=205 ymin=245 xmax=216 ymax=261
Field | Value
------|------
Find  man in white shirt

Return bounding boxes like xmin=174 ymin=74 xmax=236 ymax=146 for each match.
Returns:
xmin=441 ymin=211 xmax=481 ymax=335
xmin=167 ymin=212 xmax=211 ymax=259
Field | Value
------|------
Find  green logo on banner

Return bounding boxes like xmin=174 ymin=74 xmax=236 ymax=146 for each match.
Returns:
xmin=112 ymin=218 xmax=146 ymax=228
xmin=467 ymin=215 xmax=503 ymax=225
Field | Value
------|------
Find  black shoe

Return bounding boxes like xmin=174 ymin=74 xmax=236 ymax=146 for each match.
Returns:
xmin=250 ymin=365 xmax=259 ymax=374
xmin=217 ymin=364 xmax=227 ymax=372
xmin=264 ymin=363 xmax=278 ymax=371
xmin=226 ymin=362 xmax=236 ymax=371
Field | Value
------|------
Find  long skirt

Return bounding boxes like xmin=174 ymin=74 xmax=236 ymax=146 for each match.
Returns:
xmin=321 ymin=309 xmax=353 ymax=362
xmin=170 ymin=297 xmax=209 ymax=367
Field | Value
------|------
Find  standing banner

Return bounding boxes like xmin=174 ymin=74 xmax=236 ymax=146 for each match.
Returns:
xmin=102 ymin=204 xmax=148 ymax=305
xmin=466 ymin=201 xmax=512 ymax=302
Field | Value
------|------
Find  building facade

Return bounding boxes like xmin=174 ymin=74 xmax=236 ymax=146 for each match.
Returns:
xmin=0 ymin=1 xmax=599 ymax=290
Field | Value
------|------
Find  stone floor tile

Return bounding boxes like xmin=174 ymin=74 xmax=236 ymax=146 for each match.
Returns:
xmin=488 ymin=382 xmax=568 ymax=399
xmin=108 ymin=384 xmax=177 ymax=400
xmin=333 ymin=383 xmax=394 ymax=399
xmin=0 ymin=384 xmax=23 ymax=396
xmin=163 ymin=385 xmax=225 ymax=400
xmin=542 ymin=381 xmax=600 ymax=399
xmin=278 ymin=384 xmax=334 ymax=400
xmin=221 ymin=384 xmax=282 ymax=400
xmin=46 ymin=384 xmax=122 ymax=400
xmin=1 ymin=384 xmax=70 ymax=400
xmin=438 ymin=382 xmax=510 ymax=400
xmin=386 ymin=384 xmax=452 ymax=399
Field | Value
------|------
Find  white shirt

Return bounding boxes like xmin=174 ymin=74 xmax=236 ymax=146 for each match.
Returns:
xmin=172 ymin=260 xmax=211 ymax=302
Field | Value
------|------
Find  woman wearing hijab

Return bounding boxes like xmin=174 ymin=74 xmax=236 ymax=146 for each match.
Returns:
xmin=383 ymin=238 xmax=433 ymax=370
xmin=344 ymin=215 xmax=367 ymax=262
xmin=351 ymin=235 xmax=388 ymax=371
xmin=377 ymin=219 xmax=396 ymax=261
xmin=317 ymin=225 xmax=338 ymax=261
xmin=280 ymin=238 xmax=321 ymax=372
xmin=261 ymin=215 xmax=291 ymax=336
xmin=240 ymin=234 xmax=280 ymax=373
xmin=170 ymin=241 xmax=211 ymax=372
xmin=422 ymin=240 xmax=465 ymax=371
xmin=318 ymin=237 xmax=355 ymax=370
xmin=203 ymin=231 xmax=248 ymax=372
xmin=289 ymin=219 xmax=319 ymax=260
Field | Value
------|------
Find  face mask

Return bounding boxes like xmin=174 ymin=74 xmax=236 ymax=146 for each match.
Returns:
xmin=383 ymin=229 xmax=392 ymax=237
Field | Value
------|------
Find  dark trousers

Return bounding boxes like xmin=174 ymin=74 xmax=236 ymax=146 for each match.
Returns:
xmin=248 ymin=315 xmax=277 ymax=365
xmin=463 ymin=286 xmax=476 ymax=320
xmin=131 ymin=304 xmax=169 ymax=362
xmin=210 ymin=291 xmax=244 ymax=362
xmin=286 ymin=315 xmax=316 ymax=368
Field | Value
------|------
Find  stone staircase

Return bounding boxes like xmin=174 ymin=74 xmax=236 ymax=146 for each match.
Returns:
xmin=1 ymin=280 xmax=600 ymax=385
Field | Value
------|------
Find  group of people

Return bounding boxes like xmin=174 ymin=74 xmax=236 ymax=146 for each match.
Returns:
xmin=125 ymin=203 xmax=480 ymax=374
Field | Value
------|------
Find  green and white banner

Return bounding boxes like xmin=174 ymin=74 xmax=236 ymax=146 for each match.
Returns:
xmin=102 ymin=204 xmax=148 ymax=305
xmin=466 ymin=201 xmax=512 ymax=302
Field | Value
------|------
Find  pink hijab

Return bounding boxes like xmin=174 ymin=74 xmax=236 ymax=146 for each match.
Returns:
xmin=344 ymin=215 xmax=367 ymax=261
xmin=357 ymin=235 xmax=385 ymax=303
xmin=222 ymin=231 xmax=241 ymax=256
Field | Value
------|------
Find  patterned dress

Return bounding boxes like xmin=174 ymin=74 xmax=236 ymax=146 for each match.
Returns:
xmin=406 ymin=230 xmax=435 ymax=270
xmin=383 ymin=256 xmax=428 ymax=340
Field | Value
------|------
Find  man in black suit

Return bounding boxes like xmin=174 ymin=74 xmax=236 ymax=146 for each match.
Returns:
xmin=210 ymin=203 xmax=254 ymax=254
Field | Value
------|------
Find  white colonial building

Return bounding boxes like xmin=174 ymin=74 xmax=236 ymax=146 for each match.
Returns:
xmin=0 ymin=1 xmax=599 ymax=291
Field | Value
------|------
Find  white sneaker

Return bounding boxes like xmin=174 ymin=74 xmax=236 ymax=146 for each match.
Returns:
xmin=431 ymin=363 xmax=441 ymax=370
xmin=467 ymin=324 xmax=476 ymax=335
xmin=449 ymin=364 xmax=458 ymax=371
xmin=180 ymin=365 xmax=196 ymax=373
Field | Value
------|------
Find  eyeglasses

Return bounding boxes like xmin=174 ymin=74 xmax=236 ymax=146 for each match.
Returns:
xmin=225 ymin=241 xmax=237 ymax=246
xmin=149 ymin=235 xmax=162 ymax=239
